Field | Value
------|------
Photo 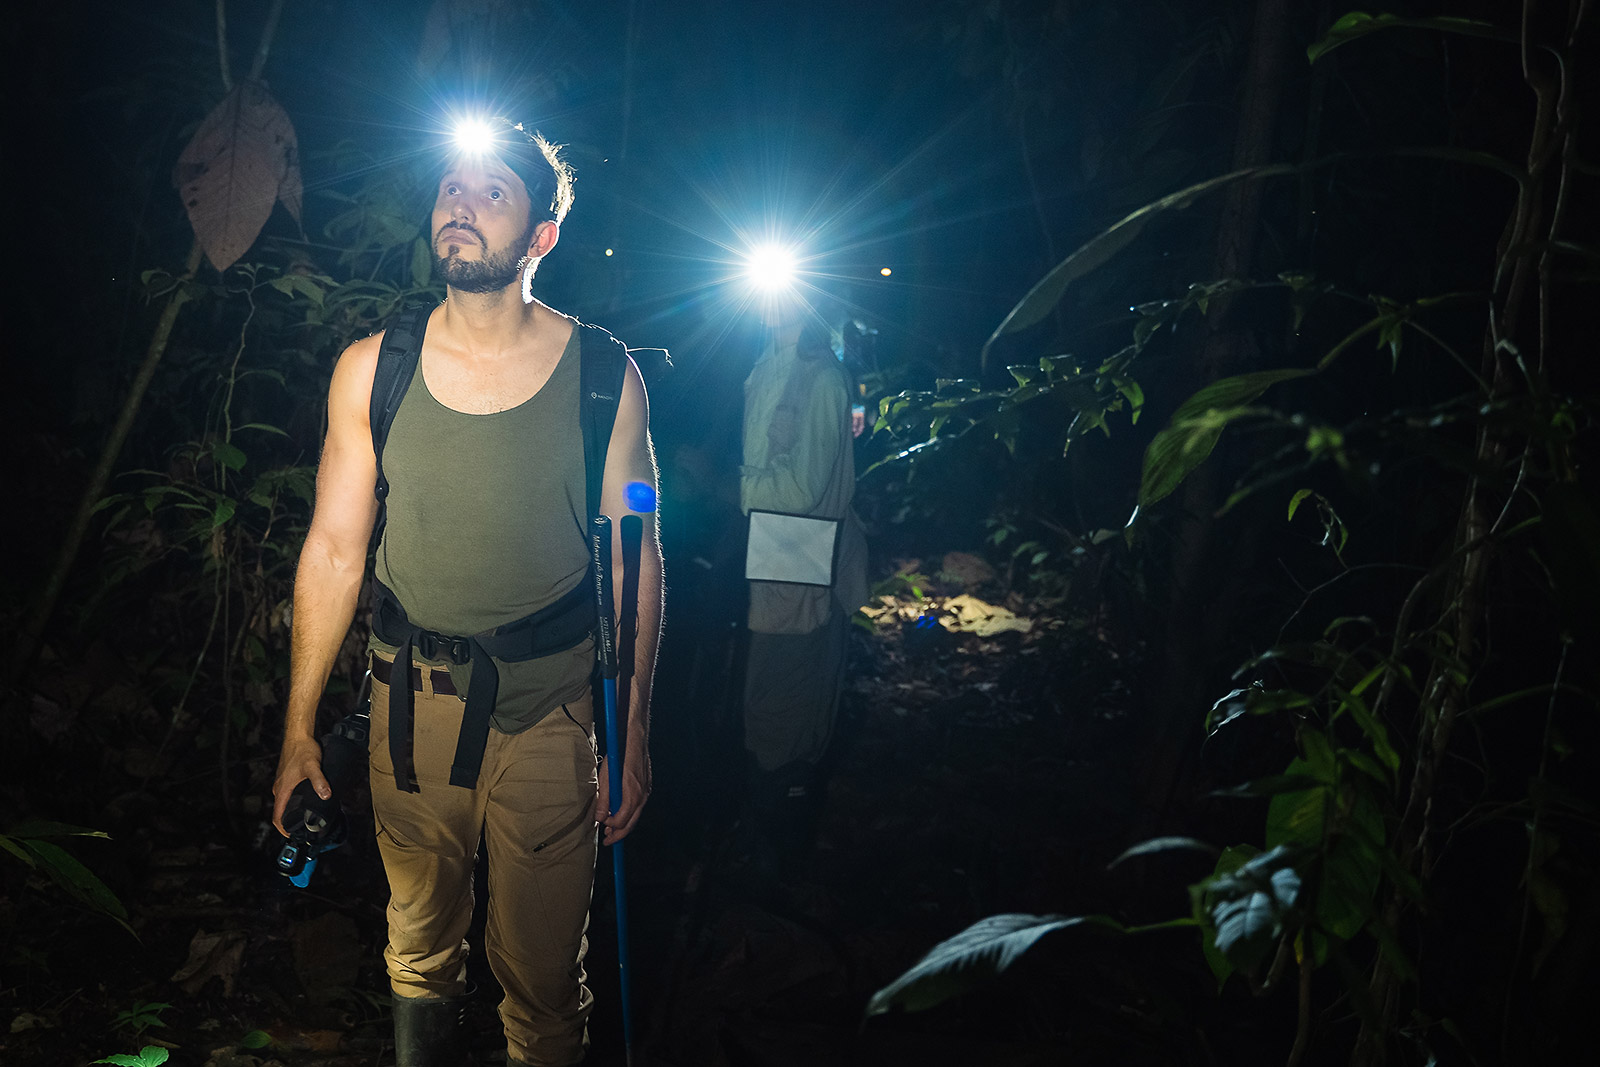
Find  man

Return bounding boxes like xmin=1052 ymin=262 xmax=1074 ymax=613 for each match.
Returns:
xmin=271 ymin=123 xmax=662 ymax=1067
xmin=739 ymin=313 xmax=868 ymax=874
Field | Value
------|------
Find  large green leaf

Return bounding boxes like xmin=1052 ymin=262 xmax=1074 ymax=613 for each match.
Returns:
xmin=1193 ymin=844 xmax=1258 ymax=987
xmin=1193 ymin=845 xmax=1303 ymax=975
xmin=1110 ymin=836 xmax=1220 ymax=867
xmin=93 ymin=1048 xmax=169 ymax=1067
xmin=1207 ymin=684 xmax=1314 ymax=733
xmin=983 ymin=164 xmax=1299 ymax=365
xmin=1267 ymin=763 xmax=1387 ymax=953
xmin=866 ymin=913 xmax=1120 ymax=1016
xmin=5 ymin=819 xmax=112 ymax=840
xmin=1317 ymin=813 xmax=1385 ymax=944
xmin=1138 ymin=368 xmax=1316 ymax=508
xmin=1307 ymin=12 xmax=1516 ymax=66
xmin=1266 ymin=759 xmax=1331 ymax=848
xmin=19 ymin=839 xmax=133 ymax=935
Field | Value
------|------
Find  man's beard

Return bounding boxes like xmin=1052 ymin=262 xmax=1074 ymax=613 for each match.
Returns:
xmin=434 ymin=219 xmax=536 ymax=294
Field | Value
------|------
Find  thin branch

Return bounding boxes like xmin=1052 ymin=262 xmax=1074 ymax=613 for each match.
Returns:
xmin=246 ymin=0 xmax=286 ymax=81
xmin=215 ymin=0 xmax=233 ymax=91
xmin=1286 ymin=952 xmax=1314 ymax=1067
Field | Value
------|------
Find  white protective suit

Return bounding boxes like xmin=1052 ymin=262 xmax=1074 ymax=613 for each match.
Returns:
xmin=740 ymin=339 xmax=870 ymax=634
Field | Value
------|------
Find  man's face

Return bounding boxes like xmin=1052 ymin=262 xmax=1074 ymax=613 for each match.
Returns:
xmin=431 ymin=156 xmax=538 ymax=294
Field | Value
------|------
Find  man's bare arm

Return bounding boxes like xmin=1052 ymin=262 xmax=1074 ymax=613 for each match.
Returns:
xmin=594 ymin=356 xmax=663 ymax=845
xmin=271 ymin=335 xmax=382 ymax=835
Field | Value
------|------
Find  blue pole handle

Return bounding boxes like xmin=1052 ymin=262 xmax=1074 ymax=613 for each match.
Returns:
xmin=590 ymin=516 xmax=634 ymax=1059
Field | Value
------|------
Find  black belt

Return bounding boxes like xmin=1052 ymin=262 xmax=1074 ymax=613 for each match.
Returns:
xmin=370 ymin=578 xmax=594 ymax=792
xmin=371 ymin=654 xmax=458 ymax=696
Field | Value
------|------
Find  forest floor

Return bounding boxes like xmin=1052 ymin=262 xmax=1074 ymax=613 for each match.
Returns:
xmin=3 ymin=560 xmax=1287 ymax=1067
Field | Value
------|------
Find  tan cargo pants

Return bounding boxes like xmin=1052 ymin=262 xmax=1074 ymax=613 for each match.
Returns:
xmin=369 ymin=653 xmax=598 ymax=1067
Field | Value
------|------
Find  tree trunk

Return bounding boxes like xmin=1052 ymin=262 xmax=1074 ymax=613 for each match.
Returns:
xmin=1138 ymin=0 xmax=1294 ymax=823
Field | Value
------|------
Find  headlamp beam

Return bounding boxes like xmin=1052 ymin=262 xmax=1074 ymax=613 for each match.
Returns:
xmin=744 ymin=243 xmax=800 ymax=292
xmin=451 ymin=117 xmax=501 ymax=156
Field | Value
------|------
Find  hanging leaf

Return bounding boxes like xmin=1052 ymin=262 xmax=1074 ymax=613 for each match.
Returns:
xmin=212 ymin=440 xmax=247 ymax=472
xmin=15 ymin=839 xmax=132 ymax=935
xmin=415 ymin=0 xmax=454 ymax=76
xmin=5 ymin=819 xmax=111 ymax=840
xmin=1138 ymin=367 xmax=1316 ymax=508
xmin=982 ymin=163 xmax=1299 ymax=365
xmin=1192 ymin=843 xmax=1258 ymax=987
xmin=173 ymin=80 xmax=300 ymax=271
xmin=1307 ymin=13 xmax=1515 ymax=66
xmin=1191 ymin=844 xmax=1303 ymax=975
xmin=866 ymin=913 xmax=1123 ymax=1016
xmin=1110 ymin=836 xmax=1221 ymax=867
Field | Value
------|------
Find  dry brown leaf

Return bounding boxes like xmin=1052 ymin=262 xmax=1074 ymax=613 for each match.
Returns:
xmin=170 ymin=928 xmax=248 ymax=996
xmin=414 ymin=1 xmax=453 ymax=75
xmin=173 ymin=81 xmax=299 ymax=271
xmin=941 ymin=595 xmax=1033 ymax=636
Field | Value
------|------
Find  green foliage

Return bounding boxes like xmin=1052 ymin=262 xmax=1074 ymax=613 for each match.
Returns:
xmin=1193 ymin=844 xmax=1303 ymax=975
xmin=985 ymin=165 xmax=1299 ymax=360
xmin=240 ymin=1029 xmax=273 ymax=1049
xmin=1306 ymin=11 xmax=1515 ymax=66
xmin=866 ymin=912 xmax=1194 ymax=1017
xmin=866 ymin=914 xmax=1109 ymax=1015
xmin=1138 ymin=368 xmax=1315 ymax=509
xmin=93 ymin=1047 xmax=169 ymax=1067
xmin=0 ymin=822 xmax=131 ymax=936
xmin=868 ymin=9 xmax=1592 ymax=1057
xmin=72 ymin=136 xmax=447 ymax=813
xmin=110 ymin=1001 xmax=172 ymax=1037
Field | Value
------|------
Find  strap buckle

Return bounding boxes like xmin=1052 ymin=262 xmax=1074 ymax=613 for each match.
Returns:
xmin=416 ymin=630 xmax=472 ymax=665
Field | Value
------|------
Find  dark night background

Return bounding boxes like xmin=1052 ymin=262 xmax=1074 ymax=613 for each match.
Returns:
xmin=3 ymin=2 xmax=1596 ymax=1066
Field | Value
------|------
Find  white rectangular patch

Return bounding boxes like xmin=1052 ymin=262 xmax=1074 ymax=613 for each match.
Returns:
xmin=745 ymin=510 xmax=840 ymax=587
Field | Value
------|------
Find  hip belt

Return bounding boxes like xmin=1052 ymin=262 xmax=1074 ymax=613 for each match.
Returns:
xmin=370 ymin=654 xmax=457 ymax=695
xmin=370 ymin=577 xmax=594 ymax=792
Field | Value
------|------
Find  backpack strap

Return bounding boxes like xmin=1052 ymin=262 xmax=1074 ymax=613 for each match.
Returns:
xmin=577 ymin=321 xmax=631 ymax=526
xmin=369 ymin=305 xmax=432 ymax=548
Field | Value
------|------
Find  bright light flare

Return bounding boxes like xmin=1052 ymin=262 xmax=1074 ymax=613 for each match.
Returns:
xmin=743 ymin=243 xmax=801 ymax=292
xmin=452 ymin=117 xmax=500 ymax=155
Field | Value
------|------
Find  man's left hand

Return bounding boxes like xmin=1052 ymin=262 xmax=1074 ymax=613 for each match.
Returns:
xmin=594 ymin=747 xmax=651 ymax=845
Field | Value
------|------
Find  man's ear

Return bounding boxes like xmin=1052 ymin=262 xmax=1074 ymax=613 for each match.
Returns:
xmin=528 ymin=219 xmax=560 ymax=260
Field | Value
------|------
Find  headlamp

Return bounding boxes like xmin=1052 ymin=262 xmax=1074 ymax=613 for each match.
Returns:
xmin=744 ymin=242 xmax=801 ymax=293
xmin=451 ymin=116 xmax=503 ymax=155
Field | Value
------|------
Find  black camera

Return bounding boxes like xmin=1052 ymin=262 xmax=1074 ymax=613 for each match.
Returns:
xmin=276 ymin=707 xmax=369 ymax=887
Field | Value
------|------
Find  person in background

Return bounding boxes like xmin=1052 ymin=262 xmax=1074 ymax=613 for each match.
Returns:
xmin=739 ymin=311 xmax=869 ymax=876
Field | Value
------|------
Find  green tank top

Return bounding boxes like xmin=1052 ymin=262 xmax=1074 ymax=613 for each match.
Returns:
xmin=370 ymin=324 xmax=593 ymax=733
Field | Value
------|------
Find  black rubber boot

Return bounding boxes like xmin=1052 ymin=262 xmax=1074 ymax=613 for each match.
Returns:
xmin=392 ymin=992 xmax=470 ymax=1067
xmin=752 ymin=760 xmax=821 ymax=881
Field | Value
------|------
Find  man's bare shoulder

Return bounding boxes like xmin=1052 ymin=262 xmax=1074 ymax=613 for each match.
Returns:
xmin=331 ymin=331 xmax=383 ymax=388
xmin=338 ymin=331 xmax=384 ymax=372
xmin=325 ymin=332 xmax=386 ymax=424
